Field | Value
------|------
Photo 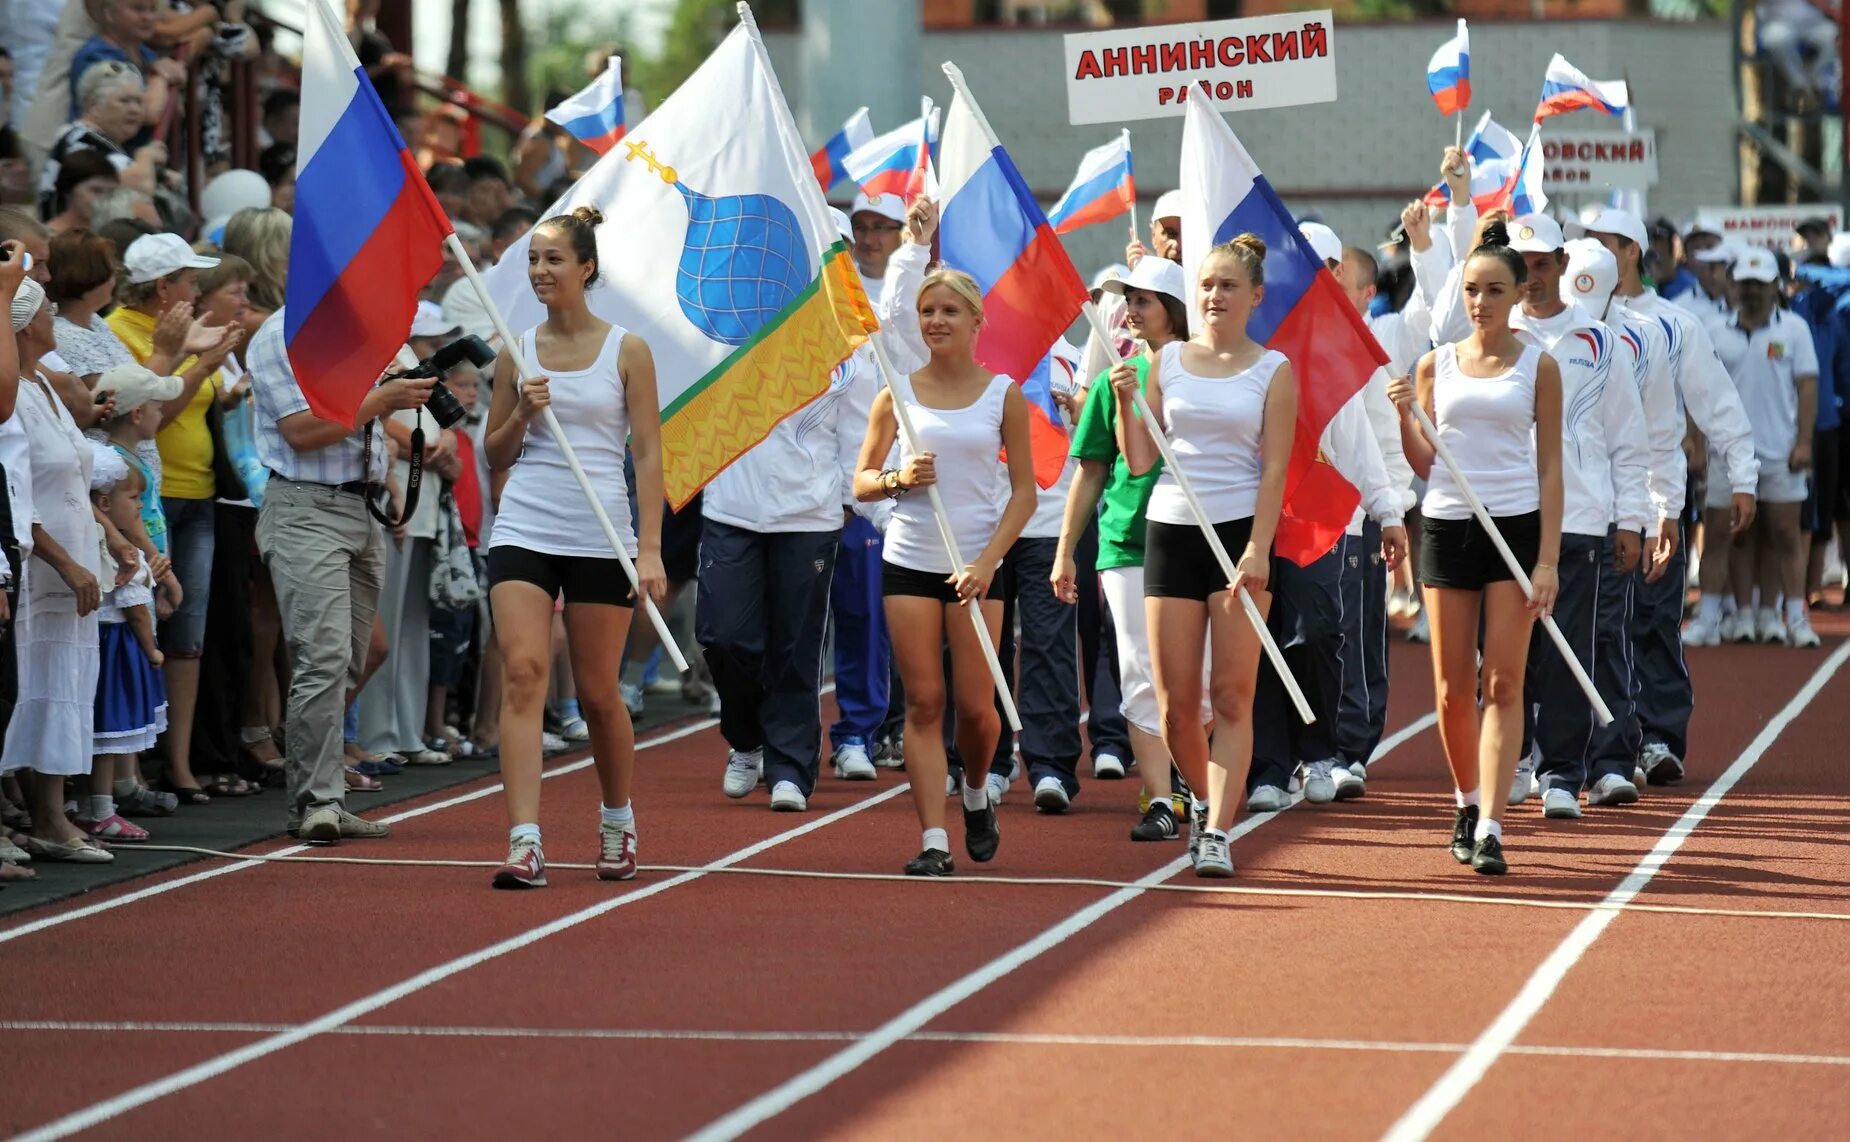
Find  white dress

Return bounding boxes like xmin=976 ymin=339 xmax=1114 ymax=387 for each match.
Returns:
xmin=0 ymin=377 xmax=101 ymax=777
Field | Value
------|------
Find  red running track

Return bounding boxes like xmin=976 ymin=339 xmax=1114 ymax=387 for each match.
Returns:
xmin=2 ymin=636 xmax=1847 ymax=1140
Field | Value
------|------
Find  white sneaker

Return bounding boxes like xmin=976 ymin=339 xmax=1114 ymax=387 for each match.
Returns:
xmin=722 ymin=748 xmax=764 ymax=798
xmin=1588 ymin=773 xmax=1640 ymax=807
xmin=1640 ymin=740 xmax=1684 ymax=785
xmin=831 ymin=742 xmax=876 ymax=781
xmin=1756 ymin=607 xmax=1788 ymax=645
xmin=1194 ymin=836 xmax=1234 ymax=878
xmin=985 ymin=771 xmax=1009 ymax=805
xmin=1092 ymin=752 xmax=1126 ymax=780
xmin=1508 ymin=759 xmax=1537 ymax=806
xmin=1719 ymin=610 xmax=1755 ymax=644
xmin=1302 ymin=760 xmax=1337 ymax=805
xmin=1787 ymin=613 xmax=1822 ymax=648
xmin=1542 ymin=787 xmax=1582 ymax=819
xmin=1287 ymin=771 xmax=1303 ymax=795
xmin=1682 ymin=610 xmax=1721 ymax=648
xmin=1331 ymin=763 xmax=1365 ymax=801
xmin=1032 ymin=776 xmax=1070 ymax=814
xmin=620 ymin=681 xmax=646 ymax=717
xmin=1406 ymin=611 xmax=1430 ymax=643
xmin=560 ymin=715 xmax=590 ymax=742
xmin=769 ymin=780 xmax=807 ymax=812
xmin=1245 ymin=784 xmax=1290 ymax=813
xmin=945 ymin=772 xmax=958 ymax=797
xmin=1347 ymin=760 xmax=1367 ymax=780
xmin=1633 ymin=765 xmax=1648 ymax=787
xmin=541 ymin=731 xmax=568 ymax=754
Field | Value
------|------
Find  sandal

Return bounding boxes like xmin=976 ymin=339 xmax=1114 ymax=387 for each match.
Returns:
xmin=156 ymin=779 xmax=211 ymax=806
xmin=80 ymin=814 xmax=150 ymax=843
xmin=351 ymin=757 xmax=400 ymax=778
xmin=203 ymin=774 xmax=257 ymax=798
xmin=343 ymin=766 xmax=383 ymax=793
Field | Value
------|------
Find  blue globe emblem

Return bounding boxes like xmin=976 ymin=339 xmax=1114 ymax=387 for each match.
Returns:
xmin=673 ymin=181 xmax=811 ymax=346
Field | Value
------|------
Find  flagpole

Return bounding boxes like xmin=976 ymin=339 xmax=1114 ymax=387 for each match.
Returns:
xmin=865 ymin=332 xmax=1023 ymax=734
xmin=448 ymin=234 xmax=690 ymax=673
xmin=1455 ymin=109 xmax=1463 ymax=152
xmin=1123 ymin=128 xmax=1137 ymax=241
xmin=1406 ymin=401 xmax=1613 ymax=724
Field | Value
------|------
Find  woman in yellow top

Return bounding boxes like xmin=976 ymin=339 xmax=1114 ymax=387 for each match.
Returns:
xmin=106 ymin=233 xmax=242 ymax=802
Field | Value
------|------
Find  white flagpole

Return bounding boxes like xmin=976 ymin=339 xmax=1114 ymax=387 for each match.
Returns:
xmin=1122 ymin=128 xmax=1137 ymax=241
xmin=865 ymin=332 xmax=1023 ymax=733
xmin=448 ymin=234 xmax=689 ymax=673
xmin=1406 ymin=402 xmax=1613 ymax=724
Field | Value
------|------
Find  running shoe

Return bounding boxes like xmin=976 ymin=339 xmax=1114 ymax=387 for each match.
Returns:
xmin=1092 ymin=752 xmax=1126 ymax=780
xmin=1406 ymin=611 xmax=1430 ymax=643
xmin=963 ymin=802 xmax=1000 ymax=863
xmin=1719 ymin=610 xmax=1755 ymax=644
xmin=1449 ymin=805 xmax=1479 ymax=864
xmin=871 ymin=732 xmax=906 ymax=769
xmin=770 ymin=780 xmax=808 ymax=812
xmin=1508 ymin=757 xmax=1537 ymax=806
xmin=905 ymin=849 xmax=954 ymax=877
xmin=1471 ymin=833 xmax=1508 ymax=876
xmin=1788 ymin=613 xmax=1823 ymax=649
xmin=1756 ymin=607 xmax=1789 ymax=646
xmin=1245 ymin=785 xmax=1290 ymax=813
xmin=722 ymin=748 xmax=764 ymax=798
xmin=1681 ymin=610 xmax=1721 ymax=647
xmin=1194 ymin=836 xmax=1234 ymax=878
xmin=1331 ymin=763 xmax=1365 ymax=801
xmin=1187 ymin=800 xmax=1208 ymax=863
xmin=1587 ymin=774 xmax=1640 ymax=807
xmin=1302 ymin=760 xmax=1337 ymax=805
xmin=541 ymin=731 xmax=569 ymax=755
xmin=831 ymin=739 xmax=876 ymax=781
xmin=620 ymin=681 xmax=646 ymax=718
xmin=560 ymin=715 xmax=590 ymax=742
xmin=1130 ymin=800 xmax=1179 ymax=842
xmin=1032 ymin=776 xmax=1070 ymax=814
xmin=1640 ymin=741 xmax=1684 ymax=786
xmin=493 ymin=838 xmax=547 ymax=889
xmin=596 ymin=821 xmax=637 ymax=881
xmin=1541 ymin=787 xmax=1582 ymax=819
xmin=985 ymin=771 xmax=1009 ymax=805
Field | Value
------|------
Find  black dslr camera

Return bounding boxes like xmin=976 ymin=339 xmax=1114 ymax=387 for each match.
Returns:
xmin=393 ymin=334 xmax=496 ymax=429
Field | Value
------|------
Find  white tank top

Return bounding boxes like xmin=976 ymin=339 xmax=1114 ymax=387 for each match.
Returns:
xmin=882 ymin=373 xmax=1013 ymax=575
xmin=1146 ymin=341 xmax=1285 ymax=526
xmin=489 ymin=323 xmax=638 ymax=557
xmin=1422 ymin=342 xmax=1542 ymax=521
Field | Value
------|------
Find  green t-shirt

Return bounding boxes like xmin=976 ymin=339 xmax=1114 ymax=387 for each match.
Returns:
xmin=1068 ymin=355 xmax=1162 ymax=572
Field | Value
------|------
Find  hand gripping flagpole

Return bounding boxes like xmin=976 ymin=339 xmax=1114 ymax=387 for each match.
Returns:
xmin=865 ymin=332 xmax=1022 ymax=733
xmin=1080 ymin=303 xmax=1317 ymax=726
xmin=1406 ymin=400 xmax=1612 ymax=725
xmin=450 ymin=234 xmax=689 ymax=673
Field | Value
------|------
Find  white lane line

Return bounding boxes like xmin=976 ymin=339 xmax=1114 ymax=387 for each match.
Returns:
xmin=1381 ymin=638 xmax=1850 ymax=1142
xmin=0 ymin=714 xmax=720 ymax=946
xmin=688 ymin=711 xmax=1440 ymax=1142
xmin=14 ymin=778 xmax=906 ymax=1142
xmin=8 ymin=1020 xmax=1849 ymax=1069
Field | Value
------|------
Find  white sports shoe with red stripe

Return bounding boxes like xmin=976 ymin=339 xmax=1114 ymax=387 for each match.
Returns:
xmin=492 ymin=838 xmax=547 ymax=889
xmin=597 ymin=821 xmax=637 ymax=881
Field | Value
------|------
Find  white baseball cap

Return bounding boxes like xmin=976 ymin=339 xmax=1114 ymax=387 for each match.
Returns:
xmin=1828 ymin=232 xmax=1850 ymax=269
xmin=1574 ymin=206 xmax=1648 ymax=251
xmin=1152 ymin=189 xmax=1183 ymax=222
xmin=849 ymin=192 xmax=906 ymax=225
xmin=409 ymin=299 xmax=460 ymax=339
xmin=1090 ymin=263 xmax=1130 ymax=291
xmin=1693 ymin=239 xmax=1745 ymax=265
xmin=1299 ymin=221 xmax=1343 ymax=266
xmin=96 ymin=362 xmax=183 ymax=416
xmin=1507 ymin=214 xmax=1565 ymax=254
xmin=1733 ymin=247 xmax=1780 ymax=283
xmin=123 ymin=233 xmax=219 ymax=285
xmin=1562 ymin=239 xmax=1619 ymax=317
xmin=1101 ymin=255 xmax=1186 ymax=306
xmin=828 ymin=207 xmax=853 ymax=243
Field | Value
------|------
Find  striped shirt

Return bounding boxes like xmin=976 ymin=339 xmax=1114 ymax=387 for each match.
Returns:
xmin=247 ymin=307 xmax=388 ymax=486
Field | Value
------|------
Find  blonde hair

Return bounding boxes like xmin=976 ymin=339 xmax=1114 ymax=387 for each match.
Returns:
xmin=1203 ymin=233 xmax=1267 ymax=286
xmin=222 ymin=207 xmax=292 ymax=313
xmin=918 ymin=267 xmax=984 ymax=322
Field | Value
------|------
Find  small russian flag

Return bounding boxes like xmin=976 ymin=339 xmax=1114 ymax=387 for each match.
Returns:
xmin=809 ymin=106 xmax=874 ymax=192
xmin=842 ymin=100 xmax=938 ymax=204
xmin=1422 ymin=110 xmax=1522 ymax=211
xmin=1535 ymin=53 xmax=1629 ymax=121
xmin=1492 ymin=123 xmax=1550 ymax=218
xmin=546 ymin=56 xmax=628 ymax=155
xmin=1047 ymin=133 xmax=1135 ymax=236
xmin=1426 ymin=19 xmax=1470 ymax=117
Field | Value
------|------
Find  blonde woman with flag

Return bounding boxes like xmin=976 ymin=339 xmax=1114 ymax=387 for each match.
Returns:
xmin=853 ymin=197 xmax=1038 ymax=878
xmin=483 ymin=206 xmax=667 ymax=890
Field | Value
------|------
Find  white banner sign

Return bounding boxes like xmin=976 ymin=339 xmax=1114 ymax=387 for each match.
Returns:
xmin=1695 ymin=205 xmax=1844 ymax=251
xmin=1063 ymin=12 xmax=1338 ymax=125
xmin=1542 ymin=129 xmax=1657 ymax=191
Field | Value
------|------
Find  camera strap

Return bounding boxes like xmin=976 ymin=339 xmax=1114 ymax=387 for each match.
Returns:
xmin=361 ymin=420 xmax=426 ymax=531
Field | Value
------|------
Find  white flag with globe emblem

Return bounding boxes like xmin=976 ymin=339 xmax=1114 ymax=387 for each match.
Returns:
xmin=483 ymin=22 xmax=878 ymax=507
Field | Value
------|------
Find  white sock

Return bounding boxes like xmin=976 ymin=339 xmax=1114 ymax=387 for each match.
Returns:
xmin=601 ymin=802 xmax=634 ymax=828
xmin=88 ymin=794 xmax=113 ymax=820
xmin=961 ymin=779 xmax=989 ymax=812
xmin=922 ymin=827 xmax=950 ymax=854
xmin=509 ymin=823 xmax=541 ymax=845
xmin=1786 ymin=597 xmax=1807 ymax=624
xmin=1456 ymin=788 xmax=1481 ymax=808
xmin=1473 ymin=816 xmax=1503 ymax=843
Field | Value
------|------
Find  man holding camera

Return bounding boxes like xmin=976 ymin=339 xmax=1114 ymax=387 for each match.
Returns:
xmin=247 ymin=306 xmax=436 ymax=843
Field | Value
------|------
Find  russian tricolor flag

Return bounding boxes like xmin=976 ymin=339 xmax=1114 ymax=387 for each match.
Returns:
xmin=546 ymin=55 xmax=628 ymax=155
xmin=1422 ymin=110 xmax=1522 ymax=211
xmin=1047 ymin=133 xmax=1134 ymax=236
xmin=1535 ymin=53 xmax=1629 ymax=121
xmin=286 ymin=0 xmax=450 ymax=427
xmin=1179 ymin=95 xmax=1386 ymax=566
xmin=1426 ymin=19 xmax=1470 ymax=117
xmin=1491 ymin=123 xmax=1549 ymax=218
xmin=810 ymin=106 xmax=874 ymax=192
xmin=842 ymin=101 xmax=938 ymax=204
xmin=938 ymin=87 xmax=1088 ymax=489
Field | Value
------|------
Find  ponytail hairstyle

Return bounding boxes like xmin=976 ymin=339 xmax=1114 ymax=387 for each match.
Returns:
xmin=537 ymin=205 xmax=604 ymax=287
xmin=1466 ymin=219 xmax=1528 ymax=286
xmin=919 ymin=266 xmax=985 ymax=324
xmin=1204 ymin=233 xmax=1266 ymax=286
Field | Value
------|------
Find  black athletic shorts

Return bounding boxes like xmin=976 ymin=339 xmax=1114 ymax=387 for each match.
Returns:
xmin=1419 ymin=511 xmax=1541 ymax=591
xmin=1144 ymin=516 xmax=1270 ymax=601
xmin=881 ymin=560 xmax=1004 ymax=604
xmin=487 ymin=544 xmax=636 ymax=607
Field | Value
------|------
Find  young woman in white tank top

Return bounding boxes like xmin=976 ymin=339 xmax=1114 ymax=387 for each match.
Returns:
xmin=481 ymin=206 xmax=668 ymax=891
xmin=1110 ymin=235 xmax=1299 ymax=879
xmin=1388 ymin=237 xmax=1564 ymax=876
xmin=852 ymin=198 xmax=1038 ymax=878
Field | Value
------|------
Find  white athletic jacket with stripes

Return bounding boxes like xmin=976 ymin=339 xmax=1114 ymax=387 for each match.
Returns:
xmin=1615 ymin=289 xmax=1761 ymax=498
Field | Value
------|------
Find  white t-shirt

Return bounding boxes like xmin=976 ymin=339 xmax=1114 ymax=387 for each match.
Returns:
xmin=1423 ymin=343 xmax=1543 ymax=521
xmin=1147 ymin=342 xmax=1285 ymax=526
xmin=883 ymin=374 xmax=1014 ymax=575
xmin=1709 ymin=309 xmax=1819 ymax=466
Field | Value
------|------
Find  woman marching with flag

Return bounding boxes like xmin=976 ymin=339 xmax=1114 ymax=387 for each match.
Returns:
xmin=1111 ymin=235 xmax=1298 ymax=879
xmin=853 ymin=198 xmax=1038 ymax=877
